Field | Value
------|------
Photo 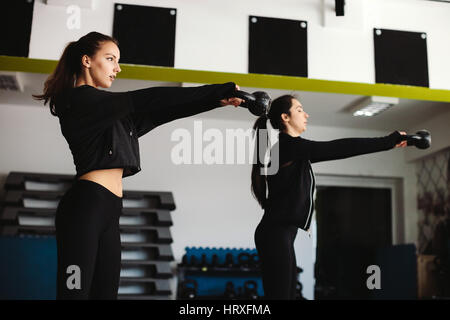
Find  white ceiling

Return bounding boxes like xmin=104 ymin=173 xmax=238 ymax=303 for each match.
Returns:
xmin=1 ymin=71 xmax=449 ymax=132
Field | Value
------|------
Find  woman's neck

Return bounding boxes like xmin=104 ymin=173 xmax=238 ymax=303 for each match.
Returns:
xmin=284 ymin=128 xmax=301 ymax=138
xmin=75 ymin=75 xmax=96 ymax=88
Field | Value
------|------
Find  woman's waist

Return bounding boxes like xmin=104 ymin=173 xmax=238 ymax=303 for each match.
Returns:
xmin=78 ymin=168 xmax=124 ymax=198
xmin=263 ymin=204 xmax=309 ymax=228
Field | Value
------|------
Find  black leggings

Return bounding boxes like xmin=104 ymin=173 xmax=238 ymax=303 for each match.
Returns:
xmin=254 ymin=217 xmax=299 ymax=300
xmin=55 ymin=179 xmax=122 ymax=299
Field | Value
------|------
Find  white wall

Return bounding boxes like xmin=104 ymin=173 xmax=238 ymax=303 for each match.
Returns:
xmin=29 ymin=0 xmax=450 ymax=90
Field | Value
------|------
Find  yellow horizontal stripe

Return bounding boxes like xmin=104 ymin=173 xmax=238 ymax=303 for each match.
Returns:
xmin=1 ymin=55 xmax=450 ymax=102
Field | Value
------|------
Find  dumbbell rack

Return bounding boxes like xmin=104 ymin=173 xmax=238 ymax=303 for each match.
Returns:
xmin=0 ymin=171 xmax=177 ymax=300
xmin=176 ymin=247 xmax=264 ymax=300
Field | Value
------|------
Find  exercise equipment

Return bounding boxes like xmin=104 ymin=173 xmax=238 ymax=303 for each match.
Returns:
xmin=403 ymin=130 xmax=431 ymax=149
xmin=223 ymin=281 xmax=237 ymax=299
xmin=250 ymin=253 xmax=260 ymax=269
xmin=200 ymin=253 xmax=208 ymax=271
xmin=190 ymin=255 xmax=199 ymax=267
xmin=223 ymin=253 xmax=235 ymax=268
xmin=179 ymin=279 xmax=198 ymax=299
xmin=242 ymin=280 xmax=259 ymax=300
xmin=181 ymin=254 xmax=188 ymax=266
xmin=234 ymin=90 xmax=271 ymax=117
xmin=237 ymin=252 xmax=251 ymax=269
xmin=177 ymin=247 xmax=263 ymax=299
xmin=211 ymin=254 xmax=220 ymax=268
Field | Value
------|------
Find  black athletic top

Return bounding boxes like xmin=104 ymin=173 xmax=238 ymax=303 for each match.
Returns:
xmin=57 ymin=82 xmax=237 ymax=178
xmin=263 ymin=131 xmax=403 ymax=230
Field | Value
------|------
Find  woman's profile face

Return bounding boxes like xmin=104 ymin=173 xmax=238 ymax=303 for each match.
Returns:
xmin=82 ymin=41 xmax=121 ymax=88
xmin=285 ymin=99 xmax=309 ymax=134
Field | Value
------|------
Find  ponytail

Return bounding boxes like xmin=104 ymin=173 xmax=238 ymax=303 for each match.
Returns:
xmin=32 ymin=41 xmax=79 ymax=116
xmin=250 ymin=94 xmax=297 ymax=209
xmin=251 ymin=114 xmax=269 ymax=209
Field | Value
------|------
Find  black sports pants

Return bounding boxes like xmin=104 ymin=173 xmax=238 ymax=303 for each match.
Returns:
xmin=254 ymin=217 xmax=299 ymax=300
xmin=55 ymin=179 xmax=122 ymax=299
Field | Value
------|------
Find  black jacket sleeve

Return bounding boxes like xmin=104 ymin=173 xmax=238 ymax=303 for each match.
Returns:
xmin=282 ymin=131 xmax=403 ymax=163
xmin=66 ymin=82 xmax=236 ymax=137
xmin=128 ymin=82 xmax=237 ymax=137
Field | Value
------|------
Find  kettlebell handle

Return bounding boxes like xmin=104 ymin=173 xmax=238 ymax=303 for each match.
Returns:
xmin=234 ymin=90 xmax=256 ymax=103
xmin=232 ymin=90 xmax=271 ymax=117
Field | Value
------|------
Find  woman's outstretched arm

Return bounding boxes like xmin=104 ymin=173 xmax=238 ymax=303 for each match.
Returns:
xmin=128 ymin=82 xmax=238 ymax=137
xmin=282 ymin=131 xmax=406 ymax=163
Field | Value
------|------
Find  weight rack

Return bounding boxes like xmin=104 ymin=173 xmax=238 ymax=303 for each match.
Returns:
xmin=177 ymin=247 xmax=306 ymax=300
xmin=0 ymin=171 xmax=177 ymax=300
xmin=177 ymin=247 xmax=264 ymax=300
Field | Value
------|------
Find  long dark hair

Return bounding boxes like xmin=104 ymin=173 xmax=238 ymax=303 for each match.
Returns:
xmin=251 ymin=94 xmax=296 ymax=209
xmin=32 ymin=31 xmax=119 ymax=116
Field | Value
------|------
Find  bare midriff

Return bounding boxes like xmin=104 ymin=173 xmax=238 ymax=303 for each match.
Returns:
xmin=78 ymin=168 xmax=124 ymax=198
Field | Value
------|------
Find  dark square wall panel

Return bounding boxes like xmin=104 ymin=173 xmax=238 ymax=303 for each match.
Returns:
xmin=0 ymin=0 xmax=34 ymax=57
xmin=113 ymin=3 xmax=176 ymax=67
xmin=249 ymin=16 xmax=308 ymax=77
xmin=374 ymin=28 xmax=429 ymax=87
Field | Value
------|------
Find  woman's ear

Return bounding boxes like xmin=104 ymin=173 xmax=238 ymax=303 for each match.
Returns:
xmin=81 ymin=55 xmax=91 ymax=68
xmin=281 ymin=113 xmax=290 ymax=123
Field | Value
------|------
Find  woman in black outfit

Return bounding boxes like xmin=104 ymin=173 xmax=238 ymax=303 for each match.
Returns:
xmin=251 ymin=94 xmax=408 ymax=299
xmin=33 ymin=31 xmax=243 ymax=299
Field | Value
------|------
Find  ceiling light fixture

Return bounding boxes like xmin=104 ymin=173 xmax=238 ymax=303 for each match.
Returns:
xmin=349 ymin=96 xmax=399 ymax=117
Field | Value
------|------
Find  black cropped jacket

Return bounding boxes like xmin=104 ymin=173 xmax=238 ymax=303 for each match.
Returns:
xmin=57 ymin=82 xmax=237 ymax=178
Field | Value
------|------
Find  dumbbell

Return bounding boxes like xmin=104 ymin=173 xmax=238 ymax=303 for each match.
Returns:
xmin=190 ymin=255 xmax=199 ymax=268
xmin=234 ymin=90 xmax=271 ymax=117
xmin=223 ymin=253 xmax=235 ymax=268
xmin=237 ymin=252 xmax=251 ymax=269
xmin=224 ymin=281 xmax=237 ymax=299
xmin=402 ymin=130 xmax=431 ymax=149
xmin=200 ymin=253 xmax=208 ymax=271
xmin=250 ymin=253 xmax=260 ymax=269
xmin=181 ymin=254 xmax=189 ymax=266
xmin=211 ymin=254 xmax=220 ymax=268
xmin=242 ymin=280 xmax=259 ymax=300
xmin=179 ymin=279 xmax=198 ymax=299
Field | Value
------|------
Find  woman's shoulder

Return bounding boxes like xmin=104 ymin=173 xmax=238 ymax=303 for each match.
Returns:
xmin=69 ymin=84 xmax=96 ymax=99
xmin=70 ymin=85 xmax=127 ymax=104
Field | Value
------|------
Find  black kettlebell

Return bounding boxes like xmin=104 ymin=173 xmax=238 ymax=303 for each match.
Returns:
xmin=404 ymin=130 xmax=431 ymax=149
xmin=234 ymin=90 xmax=271 ymax=117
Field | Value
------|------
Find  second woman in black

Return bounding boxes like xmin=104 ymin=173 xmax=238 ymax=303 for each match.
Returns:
xmin=251 ymin=94 xmax=408 ymax=299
